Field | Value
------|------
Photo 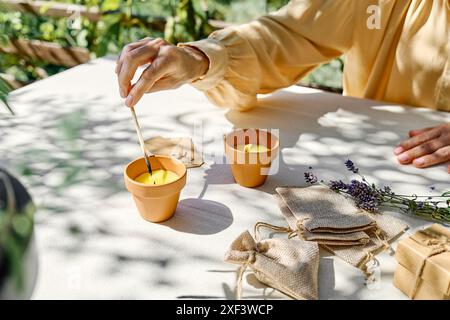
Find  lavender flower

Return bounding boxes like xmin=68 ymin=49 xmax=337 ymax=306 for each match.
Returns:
xmin=383 ymin=186 xmax=395 ymax=196
xmin=329 ymin=180 xmax=347 ymax=191
xmin=347 ymin=180 xmax=380 ymax=212
xmin=302 ymin=160 xmax=450 ymax=223
xmin=345 ymin=159 xmax=359 ymax=174
xmin=304 ymin=172 xmax=318 ymax=184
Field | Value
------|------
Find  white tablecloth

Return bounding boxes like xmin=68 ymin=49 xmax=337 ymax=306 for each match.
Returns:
xmin=1 ymin=57 xmax=449 ymax=299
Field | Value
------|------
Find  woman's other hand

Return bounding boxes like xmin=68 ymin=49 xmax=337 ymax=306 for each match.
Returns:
xmin=395 ymin=123 xmax=450 ymax=173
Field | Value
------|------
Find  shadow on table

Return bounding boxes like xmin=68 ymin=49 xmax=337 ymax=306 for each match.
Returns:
xmin=219 ymin=89 xmax=449 ymax=298
xmin=161 ymin=198 xmax=233 ymax=235
xmin=224 ymin=89 xmax=449 ymax=194
xmin=245 ymin=274 xmax=287 ymax=299
xmin=195 ymin=162 xmax=235 ymax=199
xmin=317 ymin=255 xmax=336 ymax=300
xmin=4 ymin=78 xmax=448 ymax=298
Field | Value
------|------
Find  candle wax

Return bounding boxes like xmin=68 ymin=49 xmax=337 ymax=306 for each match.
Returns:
xmin=237 ymin=144 xmax=270 ymax=153
xmin=135 ymin=170 xmax=179 ymax=185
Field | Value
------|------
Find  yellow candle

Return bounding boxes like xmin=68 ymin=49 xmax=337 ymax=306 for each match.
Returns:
xmin=237 ymin=144 xmax=270 ymax=153
xmin=135 ymin=170 xmax=179 ymax=185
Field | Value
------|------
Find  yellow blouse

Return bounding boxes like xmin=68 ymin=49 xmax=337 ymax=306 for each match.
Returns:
xmin=182 ymin=0 xmax=450 ymax=112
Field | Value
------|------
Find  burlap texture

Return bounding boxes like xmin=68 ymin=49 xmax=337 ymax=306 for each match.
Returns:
xmin=276 ymin=186 xmax=377 ymax=234
xmin=277 ymin=186 xmax=408 ymax=269
xmin=322 ymin=210 xmax=408 ymax=268
xmin=323 ymin=214 xmax=408 ymax=270
xmin=276 ymin=194 xmax=370 ymax=245
xmin=225 ymin=230 xmax=319 ymax=300
xmin=276 ymin=186 xmax=374 ymax=245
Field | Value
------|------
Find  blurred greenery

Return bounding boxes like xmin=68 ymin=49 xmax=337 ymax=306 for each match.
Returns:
xmin=0 ymin=76 xmax=14 ymax=114
xmin=0 ymin=0 xmax=343 ymax=107
xmin=0 ymin=172 xmax=35 ymax=291
xmin=300 ymin=57 xmax=344 ymax=93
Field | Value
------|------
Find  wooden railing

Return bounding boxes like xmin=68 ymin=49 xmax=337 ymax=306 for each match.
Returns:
xmin=0 ymin=0 xmax=232 ymax=66
xmin=0 ymin=0 xmax=97 ymax=70
xmin=0 ymin=0 xmax=233 ymax=88
xmin=0 ymin=38 xmax=91 ymax=67
xmin=0 ymin=0 xmax=101 ymax=21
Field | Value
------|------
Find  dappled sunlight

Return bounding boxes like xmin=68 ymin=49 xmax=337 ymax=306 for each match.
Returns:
xmin=229 ymin=88 xmax=450 ymax=202
xmin=374 ymin=169 xmax=429 ymax=184
xmin=2 ymin=58 xmax=448 ymax=299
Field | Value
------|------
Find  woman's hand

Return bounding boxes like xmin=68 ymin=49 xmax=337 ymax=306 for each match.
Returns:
xmin=116 ymin=37 xmax=209 ymax=108
xmin=395 ymin=123 xmax=450 ymax=173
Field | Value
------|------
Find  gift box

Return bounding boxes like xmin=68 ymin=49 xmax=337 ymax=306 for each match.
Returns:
xmin=394 ymin=224 xmax=450 ymax=300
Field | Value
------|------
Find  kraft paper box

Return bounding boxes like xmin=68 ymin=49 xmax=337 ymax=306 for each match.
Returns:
xmin=394 ymin=224 xmax=450 ymax=299
xmin=394 ymin=264 xmax=449 ymax=300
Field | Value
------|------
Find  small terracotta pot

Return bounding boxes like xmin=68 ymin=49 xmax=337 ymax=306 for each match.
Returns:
xmin=224 ymin=129 xmax=279 ymax=187
xmin=124 ymin=155 xmax=187 ymax=222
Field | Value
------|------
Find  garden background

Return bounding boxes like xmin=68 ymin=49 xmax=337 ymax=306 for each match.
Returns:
xmin=0 ymin=0 xmax=344 ymax=112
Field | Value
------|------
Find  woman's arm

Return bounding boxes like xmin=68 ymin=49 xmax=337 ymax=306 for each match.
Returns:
xmin=185 ymin=0 xmax=357 ymax=110
xmin=116 ymin=0 xmax=357 ymax=110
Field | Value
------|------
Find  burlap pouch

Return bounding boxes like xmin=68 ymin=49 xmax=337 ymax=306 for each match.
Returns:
xmin=225 ymin=230 xmax=319 ymax=300
xmin=322 ymin=212 xmax=408 ymax=271
xmin=276 ymin=186 xmax=409 ymax=275
xmin=144 ymin=136 xmax=203 ymax=168
xmin=276 ymin=194 xmax=370 ymax=246
xmin=276 ymin=186 xmax=376 ymax=244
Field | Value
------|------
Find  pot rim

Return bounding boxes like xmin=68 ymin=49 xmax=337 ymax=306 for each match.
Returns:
xmin=224 ymin=128 xmax=280 ymax=154
xmin=124 ymin=155 xmax=187 ymax=189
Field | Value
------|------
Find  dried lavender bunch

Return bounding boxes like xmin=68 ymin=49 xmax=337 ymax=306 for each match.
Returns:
xmin=304 ymin=159 xmax=450 ymax=224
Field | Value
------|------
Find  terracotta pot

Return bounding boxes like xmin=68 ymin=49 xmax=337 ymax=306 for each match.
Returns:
xmin=124 ymin=155 xmax=187 ymax=222
xmin=224 ymin=129 xmax=279 ymax=187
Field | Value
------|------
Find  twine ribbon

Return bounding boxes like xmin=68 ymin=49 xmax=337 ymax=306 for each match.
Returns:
xmin=374 ymin=226 xmax=395 ymax=255
xmin=233 ymin=222 xmax=292 ymax=300
xmin=360 ymin=226 xmax=394 ymax=280
xmin=236 ymin=251 xmax=256 ymax=300
xmin=288 ymin=219 xmax=309 ymax=240
xmin=409 ymin=228 xmax=450 ymax=299
xmin=252 ymin=219 xmax=397 ymax=286
xmin=254 ymin=221 xmax=292 ymax=241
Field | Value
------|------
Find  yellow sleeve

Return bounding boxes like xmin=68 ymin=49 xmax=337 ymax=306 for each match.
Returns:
xmin=181 ymin=0 xmax=357 ymax=111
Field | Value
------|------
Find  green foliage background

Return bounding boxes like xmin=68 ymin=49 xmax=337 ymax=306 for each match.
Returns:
xmin=0 ymin=0 xmax=343 ymax=111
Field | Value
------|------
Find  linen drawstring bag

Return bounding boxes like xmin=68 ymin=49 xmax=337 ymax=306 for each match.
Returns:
xmin=144 ymin=136 xmax=203 ymax=168
xmin=276 ymin=193 xmax=370 ymax=246
xmin=276 ymin=186 xmax=376 ymax=245
xmin=276 ymin=186 xmax=408 ymax=276
xmin=225 ymin=230 xmax=320 ymax=300
xmin=322 ymin=211 xmax=408 ymax=272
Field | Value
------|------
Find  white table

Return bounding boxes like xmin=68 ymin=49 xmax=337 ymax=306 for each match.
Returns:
xmin=1 ymin=57 xmax=449 ymax=300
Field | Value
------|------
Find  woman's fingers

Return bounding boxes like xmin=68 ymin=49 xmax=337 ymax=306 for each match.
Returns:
xmin=125 ymin=58 xmax=168 ymax=108
xmin=394 ymin=127 xmax=440 ymax=155
xmin=117 ymin=39 xmax=165 ymax=98
xmin=408 ymin=126 xmax=433 ymax=137
xmin=116 ymin=40 xmax=210 ymax=106
xmin=147 ymin=77 xmax=180 ymax=93
xmin=396 ymin=123 xmax=450 ymax=171
xmin=412 ymin=146 xmax=450 ymax=168
xmin=396 ymin=138 xmax=446 ymax=164
xmin=115 ymin=37 xmax=152 ymax=75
